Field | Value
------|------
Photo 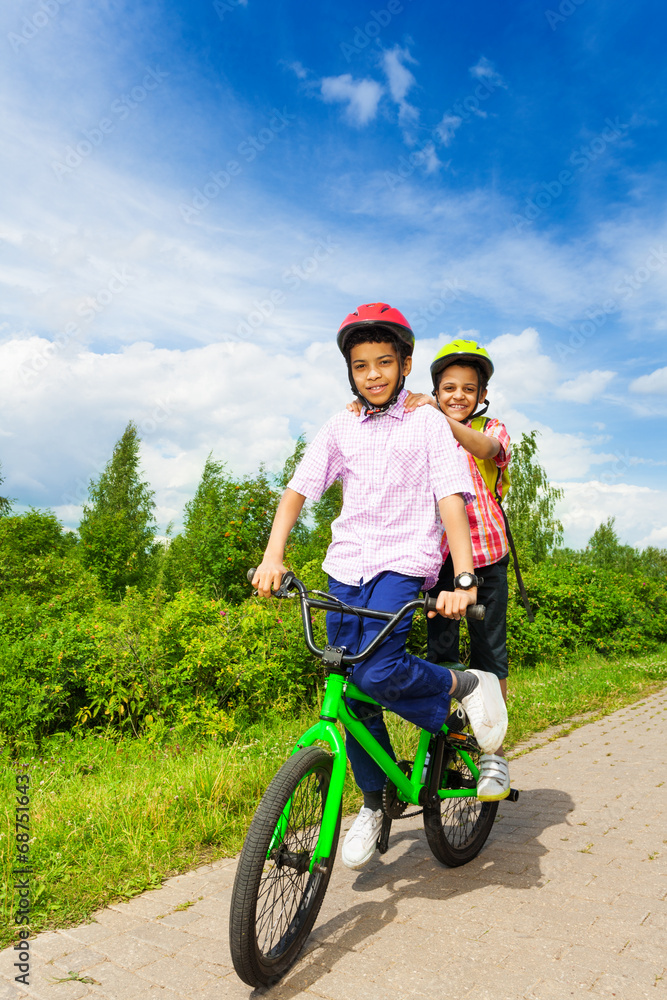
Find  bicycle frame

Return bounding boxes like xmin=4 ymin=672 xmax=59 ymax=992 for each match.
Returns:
xmin=289 ymin=672 xmax=481 ymax=872
xmin=252 ymin=572 xmax=485 ymax=873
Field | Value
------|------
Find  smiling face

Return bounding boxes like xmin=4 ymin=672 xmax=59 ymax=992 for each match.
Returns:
xmin=434 ymin=363 xmax=486 ymax=422
xmin=349 ymin=340 xmax=412 ymax=407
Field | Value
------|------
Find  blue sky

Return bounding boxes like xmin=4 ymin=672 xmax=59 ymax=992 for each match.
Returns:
xmin=1 ymin=0 xmax=665 ymax=548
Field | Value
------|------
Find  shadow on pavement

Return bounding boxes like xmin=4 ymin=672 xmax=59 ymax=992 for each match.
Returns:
xmin=255 ymin=786 xmax=574 ymax=999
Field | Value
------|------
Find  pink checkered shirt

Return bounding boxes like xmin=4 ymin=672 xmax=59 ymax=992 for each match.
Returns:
xmin=287 ymin=389 xmax=473 ymax=590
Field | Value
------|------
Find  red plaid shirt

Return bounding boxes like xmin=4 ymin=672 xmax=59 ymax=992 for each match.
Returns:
xmin=440 ymin=417 xmax=511 ymax=570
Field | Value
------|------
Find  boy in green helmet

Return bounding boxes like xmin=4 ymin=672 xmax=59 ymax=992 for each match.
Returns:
xmin=411 ymin=340 xmax=511 ymax=799
xmin=348 ymin=338 xmax=512 ymax=799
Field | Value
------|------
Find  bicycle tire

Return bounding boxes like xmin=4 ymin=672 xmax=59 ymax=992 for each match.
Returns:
xmin=422 ymin=710 xmax=498 ymax=867
xmin=229 ymin=746 xmax=341 ymax=987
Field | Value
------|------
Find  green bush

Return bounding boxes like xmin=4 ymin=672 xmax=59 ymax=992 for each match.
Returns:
xmin=506 ymin=561 xmax=667 ymax=667
xmin=0 ymin=586 xmax=328 ymax=747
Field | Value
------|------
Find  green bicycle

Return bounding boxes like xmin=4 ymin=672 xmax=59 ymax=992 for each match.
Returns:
xmin=229 ymin=569 xmax=518 ymax=988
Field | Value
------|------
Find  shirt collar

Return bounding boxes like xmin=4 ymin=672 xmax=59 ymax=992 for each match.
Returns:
xmin=359 ymin=387 xmax=408 ymax=423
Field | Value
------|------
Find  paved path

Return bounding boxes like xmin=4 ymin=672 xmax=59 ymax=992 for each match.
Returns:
xmin=3 ymin=690 xmax=667 ymax=1000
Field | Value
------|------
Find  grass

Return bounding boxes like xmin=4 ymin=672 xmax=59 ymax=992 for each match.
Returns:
xmin=1 ymin=643 xmax=665 ymax=949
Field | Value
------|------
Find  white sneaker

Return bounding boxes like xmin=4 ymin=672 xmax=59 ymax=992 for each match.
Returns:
xmin=341 ymin=806 xmax=384 ymax=870
xmin=477 ymin=753 xmax=510 ymax=801
xmin=458 ymin=669 xmax=508 ymax=754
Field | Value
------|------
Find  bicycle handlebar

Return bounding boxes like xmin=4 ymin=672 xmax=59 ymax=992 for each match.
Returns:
xmin=247 ymin=568 xmax=486 ymax=666
xmin=248 ymin=568 xmax=484 ymax=621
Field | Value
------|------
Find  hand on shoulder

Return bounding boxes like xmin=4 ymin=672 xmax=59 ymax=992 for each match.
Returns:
xmin=403 ymin=391 xmax=436 ymax=412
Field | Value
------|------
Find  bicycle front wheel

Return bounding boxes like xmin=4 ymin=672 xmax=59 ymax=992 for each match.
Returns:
xmin=423 ymin=711 xmax=498 ymax=867
xmin=229 ymin=746 xmax=341 ymax=987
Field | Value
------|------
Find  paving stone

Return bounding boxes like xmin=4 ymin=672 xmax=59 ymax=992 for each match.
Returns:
xmin=82 ymin=909 xmax=146 ymax=935
xmin=29 ymin=931 xmax=80 ymax=963
xmin=12 ymin=964 xmax=93 ymax=999
xmin=156 ymin=910 xmax=202 ymax=928
xmin=177 ymin=915 xmax=229 ymax=940
xmin=134 ymin=955 xmax=215 ymax=994
xmin=126 ymin=923 xmax=194 ymax=953
xmin=0 ymin=979 xmax=28 ymax=1000
xmin=94 ymin=933 xmax=167 ymax=970
xmin=172 ymin=936 xmax=234 ymax=971
xmin=48 ymin=948 xmax=106 ymax=973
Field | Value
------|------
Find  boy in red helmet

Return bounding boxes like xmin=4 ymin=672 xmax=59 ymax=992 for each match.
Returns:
xmin=253 ymin=304 xmax=507 ymax=869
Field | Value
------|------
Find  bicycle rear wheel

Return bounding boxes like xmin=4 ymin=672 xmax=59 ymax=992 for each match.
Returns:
xmin=423 ymin=709 xmax=498 ymax=867
xmin=229 ymin=746 xmax=341 ymax=987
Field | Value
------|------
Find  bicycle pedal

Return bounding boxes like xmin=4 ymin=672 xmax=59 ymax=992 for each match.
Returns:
xmin=506 ymin=788 xmax=520 ymax=803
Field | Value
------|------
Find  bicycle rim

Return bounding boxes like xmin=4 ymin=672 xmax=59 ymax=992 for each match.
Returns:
xmin=229 ymin=747 xmax=340 ymax=987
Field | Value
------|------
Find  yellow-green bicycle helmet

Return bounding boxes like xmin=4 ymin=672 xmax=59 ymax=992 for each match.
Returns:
xmin=430 ymin=339 xmax=494 ymax=389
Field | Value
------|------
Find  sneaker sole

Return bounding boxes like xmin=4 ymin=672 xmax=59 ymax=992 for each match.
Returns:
xmin=477 ymin=787 xmax=511 ymax=802
xmin=341 ymin=844 xmax=378 ymax=870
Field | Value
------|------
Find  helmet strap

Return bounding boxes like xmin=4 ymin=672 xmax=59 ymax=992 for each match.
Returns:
xmin=470 ymin=397 xmax=490 ymax=420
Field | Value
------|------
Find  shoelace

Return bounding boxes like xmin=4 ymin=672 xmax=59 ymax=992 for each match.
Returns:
xmin=350 ymin=809 xmax=380 ymax=837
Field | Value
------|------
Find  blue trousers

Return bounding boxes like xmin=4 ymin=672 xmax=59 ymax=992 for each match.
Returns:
xmin=327 ymin=572 xmax=455 ymax=793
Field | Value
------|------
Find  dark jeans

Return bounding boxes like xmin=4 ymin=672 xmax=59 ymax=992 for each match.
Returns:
xmin=326 ymin=572 xmax=455 ymax=793
xmin=426 ymin=553 xmax=509 ymax=680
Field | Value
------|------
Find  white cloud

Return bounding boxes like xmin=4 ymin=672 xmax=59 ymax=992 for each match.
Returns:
xmin=635 ymin=524 xmax=667 ymax=548
xmin=286 ymin=60 xmax=309 ymax=80
xmin=1 ymin=338 xmax=351 ymax=530
xmin=554 ymin=481 xmax=667 ymax=549
xmin=382 ymin=46 xmax=419 ymax=128
xmin=435 ymin=113 xmax=463 ymax=146
xmin=382 ymin=46 xmax=416 ymax=103
xmin=320 ymin=74 xmax=383 ymax=126
xmin=556 ymin=369 xmax=616 ymax=402
xmin=420 ymin=143 xmax=441 ymax=174
xmin=486 ymin=328 xmax=560 ymax=404
xmin=629 ymin=366 xmax=667 ymax=394
xmin=468 ymin=57 xmax=506 ymax=90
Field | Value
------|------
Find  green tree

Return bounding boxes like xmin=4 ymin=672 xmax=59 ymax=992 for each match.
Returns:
xmin=0 ymin=509 xmax=80 ymax=598
xmin=504 ymin=430 xmax=563 ymax=563
xmin=0 ymin=461 xmax=13 ymax=516
xmin=585 ymin=517 xmax=633 ymax=570
xmin=79 ymin=422 xmax=157 ymax=597
xmin=170 ymin=455 xmax=279 ymax=602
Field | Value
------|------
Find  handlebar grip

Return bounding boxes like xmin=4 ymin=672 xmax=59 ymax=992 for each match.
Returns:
xmin=247 ymin=566 xmax=293 ymax=596
xmin=423 ymin=595 xmax=485 ymax=621
xmin=466 ymin=604 xmax=486 ymax=621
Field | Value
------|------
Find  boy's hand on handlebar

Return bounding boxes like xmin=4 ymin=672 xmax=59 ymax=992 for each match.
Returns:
xmin=252 ymin=560 xmax=287 ymax=598
xmin=427 ymin=587 xmax=477 ymax=621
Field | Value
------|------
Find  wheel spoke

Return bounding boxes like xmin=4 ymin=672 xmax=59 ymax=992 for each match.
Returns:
xmin=423 ymin=714 xmax=497 ymax=866
xmin=253 ymin=766 xmax=328 ymax=957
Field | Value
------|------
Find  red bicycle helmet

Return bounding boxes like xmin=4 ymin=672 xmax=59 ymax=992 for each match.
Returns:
xmin=337 ymin=303 xmax=415 ymax=355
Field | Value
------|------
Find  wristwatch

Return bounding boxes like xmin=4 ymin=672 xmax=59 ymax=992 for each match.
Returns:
xmin=453 ymin=571 xmax=480 ymax=591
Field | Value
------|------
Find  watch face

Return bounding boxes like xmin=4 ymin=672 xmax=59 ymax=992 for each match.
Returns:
xmin=458 ymin=573 xmax=473 ymax=587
